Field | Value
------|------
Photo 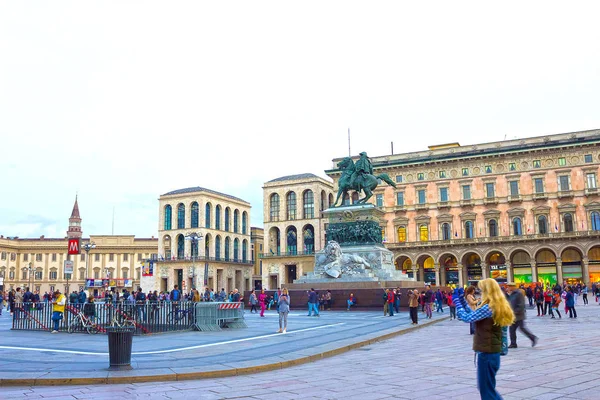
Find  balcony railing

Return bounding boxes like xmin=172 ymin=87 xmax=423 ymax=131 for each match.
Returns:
xmin=508 ymin=195 xmax=521 ymax=203
xmin=558 ymin=190 xmax=574 ymax=198
xmin=259 ymin=250 xmax=315 ymax=259
xmin=388 ymin=230 xmax=600 ymax=249
xmin=585 ymin=187 xmax=598 ymax=196
xmin=533 ymin=192 xmax=548 ymax=200
xmin=156 ymin=255 xmax=253 ymax=265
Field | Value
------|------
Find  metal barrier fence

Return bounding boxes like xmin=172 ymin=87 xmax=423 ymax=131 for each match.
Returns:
xmin=194 ymin=302 xmax=247 ymax=331
xmin=11 ymin=301 xmax=205 ymax=335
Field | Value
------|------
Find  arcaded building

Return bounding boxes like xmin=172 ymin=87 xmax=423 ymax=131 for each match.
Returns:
xmin=327 ymin=129 xmax=600 ymax=287
xmin=260 ymin=173 xmax=335 ymax=289
xmin=149 ymin=187 xmax=253 ymax=293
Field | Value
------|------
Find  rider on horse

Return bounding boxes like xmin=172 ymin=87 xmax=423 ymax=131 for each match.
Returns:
xmin=350 ymin=152 xmax=373 ymax=192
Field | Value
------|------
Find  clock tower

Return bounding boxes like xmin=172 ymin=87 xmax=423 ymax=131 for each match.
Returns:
xmin=67 ymin=196 xmax=82 ymax=239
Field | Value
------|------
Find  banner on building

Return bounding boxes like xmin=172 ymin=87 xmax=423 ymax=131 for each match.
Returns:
xmin=142 ymin=261 xmax=154 ymax=277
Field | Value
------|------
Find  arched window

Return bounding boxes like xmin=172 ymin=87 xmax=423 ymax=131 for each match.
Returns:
xmin=513 ymin=217 xmax=522 ymax=236
xmin=242 ymin=212 xmax=248 ymax=235
xmin=592 ymin=211 xmax=600 ymax=231
xmin=442 ymin=223 xmax=451 ymax=240
xmin=224 ymin=237 xmax=230 ymax=261
xmin=225 ymin=208 xmax=230 ymax=232
xmin=204 ymin=235 xmax=211 ymax=258
xmin=177 ymin=203 xmax=185 ymax=229
xmin=177 ymin=235 xmax=184 ymax=259
xmin=242 ymin=240 xmax=248 ymax=262
xmin=286 ymin=192 xmax=297 ymax=220
xmin=303 ymin=226 xmax=315 ymax=253
xmin=465 ymin=221 xmax=474 ymax=239
xmin=191 ymin=238 xmax=198 ymax=259
xmin=205 ymin=203 xmax=211 ymax=228
xmin=538 ymin=215 xmax=548 ymax=234
xmin=233 ymin=238 xmax=239 ymax=261
xmin=397 ymin=226 xmax=407 ymax=242
xmin=164 ymin=205 xmax=172 ymax=230
xmin=215 ymin=236 xmax=221 ymax=260
xmin=233 ymin=210 xmax=239 ymax=233
xmin=489 ymin=219 xmax=498 ymax=237
xmin=287 ymin=227 xmax=297 ymax=254
xmin=270 ymin=194 xmax=280 ymax=221
xmin=191 ymin=202 xmax=199 ymax=228
xmin=564 ymin=213 xmax=574 ymax=232
xmin=419 ymin=225 xmax=429 ymax=241
xmin=215 ymin=206 xmax=221 ymax=230
xmin=303 ymin=190 xmax=315 ymax=219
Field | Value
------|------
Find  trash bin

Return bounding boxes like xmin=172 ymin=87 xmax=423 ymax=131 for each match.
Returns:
xmin=106 ymin=326 xmax=135 ymax=370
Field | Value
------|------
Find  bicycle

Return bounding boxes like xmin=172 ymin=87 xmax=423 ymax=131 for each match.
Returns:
xmin=167 ymin=306 xmax=194 ymax=327
xmin=68 ymin=312 xmax=100 ymax=334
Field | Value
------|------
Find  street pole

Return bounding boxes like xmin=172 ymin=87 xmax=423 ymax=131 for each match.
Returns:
xmin=185 ymin=232 xmax=203 ymax=291
xmin=82 ymin=242 xmax=96 ymax=292
xmin=28 ymin=262 xmax=32 ymax=289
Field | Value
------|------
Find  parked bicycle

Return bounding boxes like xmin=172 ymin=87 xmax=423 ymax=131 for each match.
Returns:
xmin=68 ymin=312 xmax=100 ymax=334
xmin=167 ymin=305 xmax=194 ymax=328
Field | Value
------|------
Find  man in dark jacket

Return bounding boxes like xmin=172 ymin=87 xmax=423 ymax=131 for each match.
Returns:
xmin=307 ymin=288 xmax=319 ymax=317
xmin=507 ymin=282 xmax=538 ymax=348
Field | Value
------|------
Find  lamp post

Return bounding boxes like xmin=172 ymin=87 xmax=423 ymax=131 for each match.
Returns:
xmin=82 ymin=242 xmax=96 ymax=289
xmin=185 ymin=232 xmax=203 ymax=290
xmin=27 ymin=262 xmax=33 ymax=289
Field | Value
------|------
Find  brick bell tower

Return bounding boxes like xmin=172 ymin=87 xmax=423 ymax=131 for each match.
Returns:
xmin=67 ymin=195 xmax=82 ymax=239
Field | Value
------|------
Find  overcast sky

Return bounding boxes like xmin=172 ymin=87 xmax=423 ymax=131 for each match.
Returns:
xmin=1 ymin=1 xmax=600 ymax=239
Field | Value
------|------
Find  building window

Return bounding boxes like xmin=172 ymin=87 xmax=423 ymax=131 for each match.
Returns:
xmin=270 ymin=194 xmax=280 ymax=222
xmin=538 ymin=215 xmax=548 ymax=234
xmin=164 ymin=205 xmax=172 ymax=230
xmin=9 ymin=270 xmax=14 ymax=279
xmin=0 ymin=251 xmax=5 ymax=260
xmin=485 ymin=165 xmax=492 ymax=174
xmin=439 ymin=171 xmax=446 ymax=179
xmin=465 ymin=221 xmax=474 ymax=239
xmin=22 ymin=270 xmax=27 ymax=280
xmin=485 ymin=183 xmax=495 ymax=198
xmin=35 ymin=254 xmax=42 ymax=262
xmin=122 ymin=270 xmax=128 ymax=279
xmin=95 ymin=254 xmax=100 ymax=261
xmin=286 ymin=192 xmax=297 ymax=220
xmin=233 ymin=210 xmax=239 ymax=233
xmin=462 ymin=185 xmax=471 ymax=200
xmin=23 ymin=254 xmax=28 ymax=262
xmin=10 ymin=253 xmax=16 ymax=261
xmin=177 ymin=203 xmax=185 ymax=229
xmin=215 ymin=206 xmax=221 ymax=229
xmin=376 ymin=194 xmax=384 ymax=207
xmin=559 ymin=175 xmax=570 ymax=192
xmin=419 ymin=225 xmax=429 ymax=241
xmin=439 ymin=187 xmax=448 ymax=202
xmin=396 ymin=192 xmax=404 ymax=206
xmin=533 ymin=160 xmax=541 ymax=168
xmin=417 ymin=173 xmax=424 ymax=181
xmin=591 ymin=211 xmax=600 ymax=231
xmin=123 ymin=254 xmax=128 ymax=262
xmin=509 ymin=181 xmax=519 ymax=197
xmin=50 ymin=271 xmax=57 ymax=280
xmin=52 ymin=253 xmax=57 ymax=262
xmin=395 ymin=175 xmax=403 ymax=183
xmin=488 ymin=220 xmax=498 ymax=237
xmin=442 ymin=223 xmax=451 ymax=240
xmin=462 ymin=168 xmax=469 ymax=176
xmin=558 ymin=157 xmax=566 ymax=167
xmin=303 ymin=190 xmax=315 ymax=219
xmin=563 ymin=213 xmax=574 ymax=232
xmin=177 ymin=235 xmax=185 ymax=259
xmin=205 ymin=203 xmax=212 ymax=228
xmin=587 ymin=173 xmax=597 ymax=189
xmin=585 ymin=154 xmax=593 ymax=163
xmin=513 ymin=217 xmax=522 ymax=236
xmin=224 ymin=237 xmax=231 ymax=261
xmin=81 ymin=253 xmax=85 ymax=262
xmin=397 ymin=226 xmax=406 ymax=242
xmin=224 ymin=208 xmax=230 ymax=232
xmin=35 ymin=271 xmax=42 ymax=280
xmin=191 ymin=202 xmax=199 ymax=228
xmin=138 ymin=253 xmax=142 ymax=261
xmin=109 ymin=254 xmax=114 ymax=262
xmin=534 ymin=178 xmax=544 ymax=194
xmin=242 ymin=212 xmax=248 ymax=235
xmin=508 ymin=163 xmax=516 ymax=171
xmin=417 ymin=189 xmax=426 ymax=204
xmin=79 ymin=270 xmax=85 ymax=280
xmin=215 ymin=236 xmax=221 ymax=260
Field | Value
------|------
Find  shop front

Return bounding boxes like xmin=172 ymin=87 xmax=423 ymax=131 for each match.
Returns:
xmin=445 ymin=268 xmax=459 ymax=286
xmin=423 ymin=268 xmax=436 ymax=285
xmin=490 ymin=264 xmax=507 ymax=283
xmin=562 ymin=264 xmax=583 ymax=285
xmin=513 ymin=266 xmax=533 ymax=284
xmin=464 ymin=253 xmax=482 ymax=285
xmin=537 ymin=265 xmax=557 ymax=287
xmin=589 ymin=265 xmax=600 ymax=284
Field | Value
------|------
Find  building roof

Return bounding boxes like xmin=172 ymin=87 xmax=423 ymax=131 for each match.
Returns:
xmin=267 ymin=173 xmax=322 ymax=183
xmin=161 ymin=187 xmax=248 ymax=203
xmin=70 ymin=196 xmax=81 ymax=219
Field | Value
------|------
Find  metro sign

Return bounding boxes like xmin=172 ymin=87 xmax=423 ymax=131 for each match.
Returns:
xmin=68 ymin=238 xmax=81 ymax=255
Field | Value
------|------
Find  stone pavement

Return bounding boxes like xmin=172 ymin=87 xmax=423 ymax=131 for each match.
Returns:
xmin=2 ymin=301 xmax=599 ymax=399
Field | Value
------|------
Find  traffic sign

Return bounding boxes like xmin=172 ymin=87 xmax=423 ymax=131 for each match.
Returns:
xmin=64 ymin=260 xmax=74 ymax=274
xmin=68 ymin=238 xmax=80 ymax=255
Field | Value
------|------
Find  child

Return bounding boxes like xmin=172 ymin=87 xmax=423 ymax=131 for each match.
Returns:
xmin=551 ymin=292 xmax=562 ymax=319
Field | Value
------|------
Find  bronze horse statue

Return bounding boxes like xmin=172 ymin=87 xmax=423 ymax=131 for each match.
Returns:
xmin=332 ymin=157 xmax=396 ymax=206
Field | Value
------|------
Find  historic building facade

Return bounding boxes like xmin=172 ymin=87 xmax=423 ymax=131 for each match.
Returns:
xmin=327 ymin=129 xmax=600 ymax=287
xmin=250 ymin=227 xmax=264 ymax=289
xmin=0 ymin=198 xmax=158 ymax=295
xmin=259 ymin=173 xmax=335 ymax=289
xmin=148 ymin=187 xmax=254 ymax=294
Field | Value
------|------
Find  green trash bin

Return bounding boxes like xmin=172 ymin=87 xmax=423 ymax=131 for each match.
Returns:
xmin=106 ymin=326 xmax=135 ymax=370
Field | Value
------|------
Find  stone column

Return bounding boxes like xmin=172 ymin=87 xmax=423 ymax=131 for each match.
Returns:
xmin=434 ymin=264 xmax=441 ymax=286
xmin=583 ymin=257 xmax=590 ymax=285
xmin=505 ymin=261 xmax=513 ymax=283
xmin=481 ymin=262 xmax=488 ymax=279
xmin=530 ymin=261 xmax=538 ymax=283
xmin=556 ymin=257 xmax=563 ymax=286
xmin=411 ymin=266 xmax=418 ymax=282
xmin=419 ymin=265 xmax=425 ymax=283
xmin=457 ymin=263 xmax=464 ymax=287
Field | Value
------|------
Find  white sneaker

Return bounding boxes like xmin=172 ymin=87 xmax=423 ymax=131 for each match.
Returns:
xmin=283 ymin=329 xmax=287 ymax=334
xmin=276 ymin=329 xmax=282 ymax=333
xmin=51 ymin=330 xmax=58 ymax=334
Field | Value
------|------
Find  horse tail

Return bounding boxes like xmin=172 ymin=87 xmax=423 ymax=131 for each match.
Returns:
xmin=377 ymin=173 xmax=397 ymax=188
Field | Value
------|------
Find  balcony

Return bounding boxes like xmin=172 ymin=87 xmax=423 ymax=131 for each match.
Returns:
xmin=508 ymin=195 xmax=521 ymax=203
xmin=259 ymin=250 xmax=315 ymax=259
xmin=483 ymin=197 xmax=498 ymax=205
xmin=437 ymin=201 xmax=450 ymax=209
xmin=460 ymin=199 xmax=474 ymax=207
xmin=533 ymin=192 xmax=548 ymax=200
xmin=558 ymin=190 xmax=574 ymax=198
xmin=415 ymin=203 xmax=429 ymax=211
xmin=156 ymin=255 xmax=253 ymax=265
xmin=585 ymin=187 xmax=598 ymax=196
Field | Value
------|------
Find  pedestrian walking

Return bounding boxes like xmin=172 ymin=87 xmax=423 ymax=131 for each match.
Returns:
xmin=276 ymin=288 xmax=290 ymax=333
xmin=258 ymin=289 xmax=267 ymax=317
xmin=454 ymin=279 xmax=515 ymax=400
xmin=582 ymin=285 xmax=588 ymax=305
xmin=249 ymin=290 xmax=258 ymax=313
xmin=387 ymin=288 xmax=395 ymax=317
xmin=565 ymin=286 xmax=577 ymax=318
xmin=408 ymin=289 xmax=419 ymax=324
xmin=307 ymin=288 xmax=319 ymax=317
xmin=424 ymin=285 xmax=433 ymax=319
xmin=506 ymin=282 xmax=538 ymax=348
xmin=394 ymin=288 xmax=401 ymax=314
xmin=435 ymin=289 xmax=444 ymax=313
xmin=535 ymin=287 xmax=544 ymax=316
xmin=447 ymin=291 xmax=456 ymax=320
xmin=551 ymin=291 xmax=562 ymax=319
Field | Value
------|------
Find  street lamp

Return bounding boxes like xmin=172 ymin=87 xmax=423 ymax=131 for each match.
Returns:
xmin=185 ymin=232 xmax=203 ymax=289
xmin=27 ymin=262 xmax=33 ymax=289
xmin=82 ymin=242 xmax=96 ymax=288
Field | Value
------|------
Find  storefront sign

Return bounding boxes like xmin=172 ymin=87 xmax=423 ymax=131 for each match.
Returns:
xmin=490 ymin=264 xmax=507 ymax=282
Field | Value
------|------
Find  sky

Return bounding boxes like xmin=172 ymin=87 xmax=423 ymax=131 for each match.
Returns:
xmin=1 ymin=1 xmax=600 ymax=239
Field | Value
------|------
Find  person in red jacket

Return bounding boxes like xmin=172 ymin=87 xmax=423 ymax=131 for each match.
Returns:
xmin=543 ymin=289 xmax=553 ymax=316
xmin=387 ymin=289 xmax=395 ymax=317
xmin=447 ymin=291 xmax=456 ymax=320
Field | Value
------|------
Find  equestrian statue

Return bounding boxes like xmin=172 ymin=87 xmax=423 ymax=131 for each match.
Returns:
xmin=332 ymin=152 xmax=396 ymax=207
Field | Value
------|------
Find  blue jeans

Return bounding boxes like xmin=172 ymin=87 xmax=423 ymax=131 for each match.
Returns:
xmin=394 ymin=299 xmax=400 ymax=313
xmin=388 ymin=303 xmax=394 ymax=316
xmin=477 ymin=352 xmax=502 ymax=400
xmin=347 ymin=300 xmax=354 ymax=310
xmin=51 ymin=311 xmax=63 ymax=331
xmin=307 ymin=303 xmax=319 ymax=316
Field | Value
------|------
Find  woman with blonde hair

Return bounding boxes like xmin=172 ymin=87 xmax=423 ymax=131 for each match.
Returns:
xmin=454 ymin=278 xmax=515 ymax=400
xmin=277 ymin=288 xmax=290 ymax=333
